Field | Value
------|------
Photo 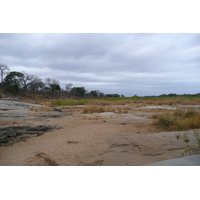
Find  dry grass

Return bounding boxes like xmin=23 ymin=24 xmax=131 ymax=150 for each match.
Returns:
xmin=82 ymin=105 xmax=115 ymax=114
xmin=0 ymin=122 xmax=34 ymax=126
xmin=29 ymin=106 xmax=53 ymax=112
xmin=81 ymin=104 xmax=132 ymax=114
xmin=153 ymin=109 xmax=200 ymax=131
xmin=115 ymin=106 xmax=131 ymax=114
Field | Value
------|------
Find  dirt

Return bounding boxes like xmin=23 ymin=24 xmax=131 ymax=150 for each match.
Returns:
xmin=0 ymin=101 xmax=199 ymax=166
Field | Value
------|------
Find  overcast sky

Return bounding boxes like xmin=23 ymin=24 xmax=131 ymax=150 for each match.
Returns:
xmin=0 ymin=33 xmax=199 ymax=96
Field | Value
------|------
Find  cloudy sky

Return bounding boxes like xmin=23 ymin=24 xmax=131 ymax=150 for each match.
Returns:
xmin=0 ymin=33 xmax=200 ymax=96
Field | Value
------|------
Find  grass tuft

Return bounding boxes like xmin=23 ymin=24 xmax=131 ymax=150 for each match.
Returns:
xmin=82 ymin=105 xmax=115 ymax=114
xmin=153 ymin=109 xmax=200 ymax=131
xmin=51 ymin=99 xmax=91 ymax=106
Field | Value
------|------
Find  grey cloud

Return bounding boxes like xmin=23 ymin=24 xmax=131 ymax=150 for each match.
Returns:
xmin=0 ymin=33 xmax=200 ymax=96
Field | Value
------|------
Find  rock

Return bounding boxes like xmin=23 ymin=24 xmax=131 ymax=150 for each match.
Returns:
xmin=53 ymin=108 xmax=62 ymax=112
xmin=9 ymin=125 xmax=29 ymax=135
xmin=0 ymin=126 xmax=11 ymax=131
xmin=26 ymin=131 xmax=44 ymax=135
xmin=0 ymin=135 xmax=7 ymax=143
xmin=0 ymin=131 xmax=5 ymax=137
xmin=6 ymin=129 xmax=17 ymax=137
xmin=27 ymin=125 xmax=56 ymax=132
xmin=0 ymin=124 xmax=58 ymax=145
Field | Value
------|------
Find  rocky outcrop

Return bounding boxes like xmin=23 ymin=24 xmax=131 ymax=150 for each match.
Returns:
xmin=0 ymin=124 xmax=61 ymax=146
xmin=0 ymin=93 xmax=19 ymax=101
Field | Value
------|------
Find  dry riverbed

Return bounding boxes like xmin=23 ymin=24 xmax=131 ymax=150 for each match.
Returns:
xmin=0 ymin=99 xmax=199 ymax=166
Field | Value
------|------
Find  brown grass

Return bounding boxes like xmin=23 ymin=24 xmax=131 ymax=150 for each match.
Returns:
xmin=0 ymin=122 xmax=34 ymax=126
xmin=81 ymin=104 xmax=132 ymax=114
xmin=29 ymin=106 xmax=53 ymax=112
xmin=82 ymin=105 xmax=115 ymax=114
xmin=153 ymin=109 xmax=200 ymax=131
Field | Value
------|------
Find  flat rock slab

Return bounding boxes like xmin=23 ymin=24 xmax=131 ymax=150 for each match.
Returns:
xmin=145 ymin=154 xmax=200 ymax=166
xmin=0 ymin=100 xmax=70 ymax=124
xmin=136 ymin=106 xmax=176 ymax=110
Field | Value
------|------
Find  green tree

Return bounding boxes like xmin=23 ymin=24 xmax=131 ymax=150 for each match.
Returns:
xmin=71 ymin=87 xmax=86 ymax=97
xmin=90 ymin=90 xmax=99 ymax=98
xmin=4 ymin=71 xmax=24 ymax=92
xmin=44 ymin=77 xmax=61 ymax=94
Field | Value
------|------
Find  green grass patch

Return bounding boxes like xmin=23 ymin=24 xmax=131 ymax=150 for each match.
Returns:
xmin=51 ymin=99 xmax=92 ymax=106
xmin=51 ymin=95 xmax=200 ymax=106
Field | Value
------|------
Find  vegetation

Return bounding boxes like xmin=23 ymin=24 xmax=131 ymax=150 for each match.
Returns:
xmin=177 ymin=130 xmax=200 ymax=156
xmin=51 ymin=99 xmax=92 ymax=106
xmin=0 ymin=63 xmax=200 ymax=104
xmin=82 ymin=105 xmax=115 ymax=114
xmin=153 ymin=109 xmax=200 ymax=131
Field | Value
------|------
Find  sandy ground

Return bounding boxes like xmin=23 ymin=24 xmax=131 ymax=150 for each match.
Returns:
xmin=1 ymin=103 xmax=198 ymax=166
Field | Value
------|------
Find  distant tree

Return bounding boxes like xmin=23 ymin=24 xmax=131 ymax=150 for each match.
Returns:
xmin=65 ymin=83 xmax=73 ymax=93
xmin=0 ymin=64 xmax=10 ymax=83
xmin=44 ymin=78 xmax=61 ymax=94
xmin=106 ymin=93 xmax=120 ymax=98
xmin=159 ymin=94 xmax=167 ymax=97
xmin=49 ymin=83 xmax=61 ymax=93
xmin=21 ymin=72 xmax=38 ymax=91
xmin=167 ymin=93 xmax=177 ymax=97
xmin=98 ymin=92 xmax=105 ymax=98
xmin=90 ymin=90 xmax=99 ymax=98
xmin=4 ymin=71 xmax=24 ymax=92
xmin=28 ymin=77 xmax=45 ymax=92
xmin=71 ymin=87 xmax=86 ymax=97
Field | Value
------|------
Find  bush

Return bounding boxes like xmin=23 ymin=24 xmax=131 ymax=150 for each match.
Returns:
xmin=82 ymin=105 xmax=115 ymax=114
xmin=154 ymin=109 xmax=200 ymax=131
xmin=177 ymin=130 xmax=200 ymax=156
xmin=157 ymin=116 xmax=176 ymax=129
xmin=51 ymin=99 xmax=91 ymax=106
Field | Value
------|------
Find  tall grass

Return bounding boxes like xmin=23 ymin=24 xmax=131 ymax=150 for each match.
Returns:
xmin=51 ymin=99 xmax=92 ymax=106
xmin=154 ymin=109 xmax=200 ymax=131
xmin=82 ymin=105 xmax=115 ymax=114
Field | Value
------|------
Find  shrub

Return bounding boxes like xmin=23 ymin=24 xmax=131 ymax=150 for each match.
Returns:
xmin=157 ymin=116 xmax=176 ymax=129
xmin=177 ymin=130 xmax=200 ymax=156
xmin=82 ymin=105 xmax=114 ymax=114
xmin=154 ymin=109 xmax=200 ymax=131
xmin=51 ymin=99 xmax=91 ymax=106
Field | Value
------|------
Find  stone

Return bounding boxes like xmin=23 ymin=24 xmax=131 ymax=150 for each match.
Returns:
xmin=0 ymin=131 xmax=5 ymax=137
xmin=0 ymin=135 xmax=8 ymax=143
xmin=26 ymin=131 xmax=44 ymax=135
xmin=27 ymin=125 xmax=56 ymax=132
xmin=16 ymin=130 xmax=27 ymax=135
xmin=0 ymin=124 xmax=58 ymax=145
xmin=6 ymin=129 xmax=17 ymax=137
xmin=0 ymin=126 xmax=10 ymax=131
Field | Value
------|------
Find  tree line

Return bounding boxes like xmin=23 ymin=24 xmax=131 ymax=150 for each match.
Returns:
xmin=0 ymin=64 xmax=123 ymax=98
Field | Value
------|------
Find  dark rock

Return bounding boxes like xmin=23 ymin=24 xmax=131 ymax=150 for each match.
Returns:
xmin=26 ymin=131 xmax=44 ymax=135
xmin=27 ymin=125 xmax=56 ymax=132
xmin=0 ymin=124 xmax=58 ymax=145
xmin=0 ymin=131 xmax=5 ymax=137
xmin=6 ymin=129 xmax=17 ymax=137
xmin=0 ymin=126 xmax=10 ymax=131
xmin=0 ymin=135 xmax=8 ymax=143
xmin=54 ymin=108 xmax=62 ymax=112
xmin=16 ymin=130 xmax=27 ymax=135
